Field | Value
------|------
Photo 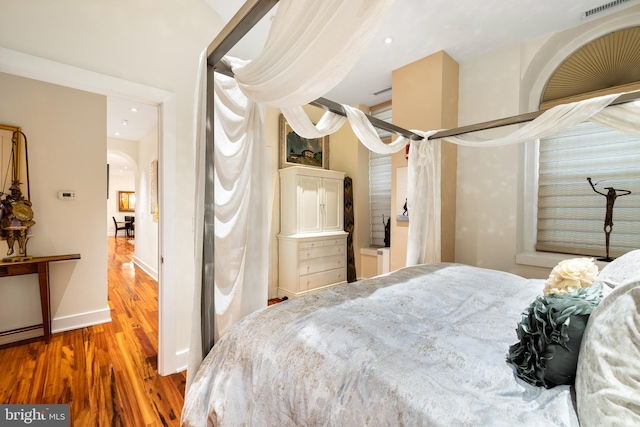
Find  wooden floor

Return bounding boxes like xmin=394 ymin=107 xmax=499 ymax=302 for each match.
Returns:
xmin=0 ymin=237 xmax=186 ymax=426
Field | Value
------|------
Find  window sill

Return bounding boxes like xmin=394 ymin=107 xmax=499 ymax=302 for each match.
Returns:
xmin=360 ymin=247 xmax=383 ymax=257
xmin=516 ymin=251 xmax=612 ymax=270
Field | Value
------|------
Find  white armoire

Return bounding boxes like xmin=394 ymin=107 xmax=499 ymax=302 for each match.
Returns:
xmin=278 ymin=166 xmax=348 ymax=299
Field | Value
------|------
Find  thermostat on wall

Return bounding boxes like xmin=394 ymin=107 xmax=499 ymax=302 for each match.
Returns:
xmin=58 ymin=191 xmax=76 ymax=200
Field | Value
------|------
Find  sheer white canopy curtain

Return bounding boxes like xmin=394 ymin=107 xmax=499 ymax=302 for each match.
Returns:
xmin=188 ymin=0 xmax=395 ymax=386
xmin=189 ymin=0 xmax=640 ymax=385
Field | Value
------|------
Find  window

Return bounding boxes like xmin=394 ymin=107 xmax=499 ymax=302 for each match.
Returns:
xmin=368 ymin=103 xmax=392 ymax=247
xmin=536 ymin=121 xmax=640 ymax=258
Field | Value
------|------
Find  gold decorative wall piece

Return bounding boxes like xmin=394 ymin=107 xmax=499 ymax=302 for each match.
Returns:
xmin=0 ymin=125 xmax=35 ymax=261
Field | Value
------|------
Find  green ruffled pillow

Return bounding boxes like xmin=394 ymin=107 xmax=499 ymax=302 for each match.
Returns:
xmin=506 ymin=258 xmax=602 ymax=388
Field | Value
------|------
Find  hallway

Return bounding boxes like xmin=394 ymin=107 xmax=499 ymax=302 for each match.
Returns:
xmin=0 ymin=237 xmax=186 ymax=426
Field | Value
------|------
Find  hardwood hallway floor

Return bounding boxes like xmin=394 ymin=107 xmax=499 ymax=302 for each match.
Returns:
xmin=0 ymin=237 xmax=186 ymax=426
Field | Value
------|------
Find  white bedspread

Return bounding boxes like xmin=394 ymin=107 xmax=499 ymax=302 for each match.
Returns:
xmin=181 ymin=263 xmax=580 ymax=426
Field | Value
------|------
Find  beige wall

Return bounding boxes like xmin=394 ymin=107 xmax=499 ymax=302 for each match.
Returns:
xmin=133 ymin=127 xmax=159 ymax=279
xmin=391 ymin=51 xmax=459 ymax=270
xmin=455 ymin=5 xmax=640 ymax=279
xmin=0 ymin=73 xmax=108 ymax=342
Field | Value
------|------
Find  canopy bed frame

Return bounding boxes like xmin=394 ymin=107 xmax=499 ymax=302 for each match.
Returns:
xmin=184 ymin=1 xmax=640 ymax=426
xmin=205 ymin=0 xmax=640 ymax=140
xmin=200 ymin=0 xmax=640 ymax=353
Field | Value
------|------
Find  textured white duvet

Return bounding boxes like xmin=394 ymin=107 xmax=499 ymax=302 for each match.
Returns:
xmin=181 ymin=263 xmax=580 ymax=426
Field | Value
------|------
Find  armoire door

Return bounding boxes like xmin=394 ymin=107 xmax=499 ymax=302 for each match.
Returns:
xmin=297 ymin=175 xmax=323 ymax=233
xmin=322 ymin=178 xmax=343 ymax=232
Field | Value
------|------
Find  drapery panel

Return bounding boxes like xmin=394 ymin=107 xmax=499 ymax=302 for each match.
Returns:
xmin=190 ymin=0 xmax=640 ymax=388
xmin=189 ymin=0 xmax=397 ymax=387
xmin=230 ymin=0 xmax=395 ymax=108
xmin=277 ymin=93 xmax=639 ymax=268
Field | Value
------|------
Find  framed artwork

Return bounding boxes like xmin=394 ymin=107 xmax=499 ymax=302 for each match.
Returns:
xmin=118 ymin=191 xmax=136 ymax=212
xmin=150 ymin=160 xmax=158 ymax=222
xmin=279 ymin=114 xmax=329 ymax=169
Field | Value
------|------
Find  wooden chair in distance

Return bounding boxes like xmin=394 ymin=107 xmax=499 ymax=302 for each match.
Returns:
xmin=112 ymin=216 xmax=128 ymax=237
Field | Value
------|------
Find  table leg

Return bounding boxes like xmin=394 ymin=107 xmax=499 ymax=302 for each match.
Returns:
xmin=37 ymin=262 xmax=51 ymax=343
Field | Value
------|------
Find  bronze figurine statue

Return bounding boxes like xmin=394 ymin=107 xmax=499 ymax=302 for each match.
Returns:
xmin=587 ymin=177 xmax=631 ymax=261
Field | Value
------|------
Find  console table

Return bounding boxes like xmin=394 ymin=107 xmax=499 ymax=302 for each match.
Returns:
xmin=0 ymin=254 xmax=81 ymax=344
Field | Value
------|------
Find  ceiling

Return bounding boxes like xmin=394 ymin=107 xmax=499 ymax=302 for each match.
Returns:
xmin=204 ymin=0 xmax=640 ymax=107
xmin=106 ymin=96 xmax=157 ymax=174
xmin=106 ymin=0 xmax=639 ymax=155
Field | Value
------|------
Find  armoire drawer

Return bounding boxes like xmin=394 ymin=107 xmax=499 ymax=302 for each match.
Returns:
xmin=302 ymin=268 xmax=346 ymax=290
xmin=299 ymin=238 xmax=345 ymax=249
xmin=299 ymin=243 xmax=344 ymax=260
xmin=299 ymin=255 xmax=345 ymax=276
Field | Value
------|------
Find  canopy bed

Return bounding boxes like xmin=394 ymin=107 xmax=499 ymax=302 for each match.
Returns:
xmin=182 ymin=250 xmax=640 ymax=426
xmin=184 ymin=1 xmax=640 ymax=425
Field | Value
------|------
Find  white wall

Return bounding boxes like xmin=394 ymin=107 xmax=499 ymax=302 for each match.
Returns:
xmin=0 ymin=0 xmax=222 ymax=370
xmin=108 ymin=173 xmax=136 ymax=231
xmin=134 ymin=127 xmax=159 ymax=279
xmin=107 ymin=138 xmax=138 ymax=235
xmin=455 ymin=5 xmax=640 ymax=279
xmin=0 ymin=72 xmax=109 ymax=343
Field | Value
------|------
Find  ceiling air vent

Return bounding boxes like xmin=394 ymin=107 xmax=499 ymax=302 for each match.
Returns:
xmin=373 ymin=87 xmax=392 ymax=96
xmin=582 ymin=0 xmax=633 ymax=19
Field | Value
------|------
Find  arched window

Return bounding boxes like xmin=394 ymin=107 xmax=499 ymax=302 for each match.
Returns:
xmin=536 ymin=27 xmax=640 ymax=258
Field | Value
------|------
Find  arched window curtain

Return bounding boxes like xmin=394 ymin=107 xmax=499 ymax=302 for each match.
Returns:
xmin=188 ymin=0 xmax=640 ymax=387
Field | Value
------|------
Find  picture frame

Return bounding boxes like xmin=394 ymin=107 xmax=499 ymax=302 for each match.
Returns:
xmin=279 ymin=114 xmax=329 ymax=169
xmin=118 ymin=191 xmax=136 ymax=212
xmin=150 ymin=160 xmax=158 ymax=221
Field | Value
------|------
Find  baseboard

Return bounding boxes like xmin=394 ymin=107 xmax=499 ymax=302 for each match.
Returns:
xmin=176 ymin=347 xmax=189 ymax=373
xmin=0 ymin=307 xmax=111 ymax=346
xmin=133 ymin=256 xmax=158 ymax=281
xmin=0 ymin=328 xmax=43 ymax=346
xmin=53 ymin=307 xmax=112 ymax=333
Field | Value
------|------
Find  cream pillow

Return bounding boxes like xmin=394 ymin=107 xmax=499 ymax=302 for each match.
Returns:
xmin=575 ymin=279 xmax=640 ymax=426
xmin=595 ymin=249 xmax=640 ymax=291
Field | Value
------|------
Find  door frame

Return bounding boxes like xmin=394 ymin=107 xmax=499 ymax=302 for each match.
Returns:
xmin=0 ymin=47 xmax=179 ymax=375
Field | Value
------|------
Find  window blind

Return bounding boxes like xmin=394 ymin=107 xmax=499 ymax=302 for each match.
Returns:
xmin=369 ymin=103 xmax=392 ymax=247
xmin=537 ymin=121 xmax=640 ymax=257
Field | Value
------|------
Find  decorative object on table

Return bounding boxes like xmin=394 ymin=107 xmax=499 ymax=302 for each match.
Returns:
xmin=279 ymin=114 xmax=329 ymax=169
xmin=0 ymin=128 xmax=35 ymax=261
xmin=506 ymin=257 xmax=602 ymax=388
xmin=587 ymin=177 xmax=631 ymax=262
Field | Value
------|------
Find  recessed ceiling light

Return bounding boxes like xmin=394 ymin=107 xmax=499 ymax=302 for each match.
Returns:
xmin=115 ymin=131 xmax=120 ymax=136
xmin=130 ymin=107 xmax=138 ymax=112
xmin=121 ymin=120 xmax=128 ymax=125
xmin=384 ymin=37 xmax=393 ymax=44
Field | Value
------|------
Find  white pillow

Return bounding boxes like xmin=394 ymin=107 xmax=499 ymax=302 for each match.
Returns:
xmin=595 ymin=249 xmax=640 ymax=290
xmin=575 ymin=279 xmax=640 ymax=426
